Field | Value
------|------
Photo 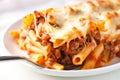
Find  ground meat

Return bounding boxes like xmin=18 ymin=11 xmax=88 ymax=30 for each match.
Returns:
xmin=116 ymin=24 xmax=120 ymax=30
xmin=57 ymin=50 xmax=72 ymax=65
xmin=61 ymin=37 xmax=85 ymax=55
xmin=68 ymin=38 xmax=85 ymax=55
xmin=116 ymin=52 xmax=120 ymax=57
xmin=61 ymin=55 xmax=72 ymax=65
xmin=85 ymin=34 xmax=92 ymax=45
xmin=34 ymin=11 xmax=45 ymax=25
xmin=110 ymin=39 xmax=120 ymax=59
xmin=91 ymin=28 xmax=101 ymax=44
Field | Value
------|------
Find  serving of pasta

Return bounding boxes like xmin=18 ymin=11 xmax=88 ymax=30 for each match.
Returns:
xmin=9 ymin=0 xmax=120 ymax=70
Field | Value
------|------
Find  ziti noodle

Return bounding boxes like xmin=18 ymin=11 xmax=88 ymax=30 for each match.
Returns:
xmin=10 ymin=0 xmax=120 ymax=70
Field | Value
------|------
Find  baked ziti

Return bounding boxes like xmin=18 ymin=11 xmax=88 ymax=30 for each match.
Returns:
xmin=10 ymin=0 xmax=120 ymax=70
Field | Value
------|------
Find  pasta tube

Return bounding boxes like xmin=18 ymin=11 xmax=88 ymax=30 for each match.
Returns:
xmin=72 ymin=42 xmax=95 ymax=65
xmin=30 ymin=53 xmax=44 ymax=65
xmin=45 ymin=59 xmax=64 ymax=70
xmin=81 ymin=42 xmax=104 ymax=69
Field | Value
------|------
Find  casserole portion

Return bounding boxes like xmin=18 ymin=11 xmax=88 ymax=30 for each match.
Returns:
xmin=10 ymin=0 xmax=120 ymax=70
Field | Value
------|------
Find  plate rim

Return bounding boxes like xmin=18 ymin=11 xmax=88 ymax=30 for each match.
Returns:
xmin=2 ymin=19 xmax=120 ymax=77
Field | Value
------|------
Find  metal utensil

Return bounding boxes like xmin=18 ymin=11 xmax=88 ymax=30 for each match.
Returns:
xmin=0 ymin=56 xmax=44 ymax=68
xmin=0 ymin=56 xmax=80 ymax=70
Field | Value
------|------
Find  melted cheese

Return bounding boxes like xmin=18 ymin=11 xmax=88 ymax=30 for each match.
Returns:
xmin=38 ymin=0 xmax=120 ymax=48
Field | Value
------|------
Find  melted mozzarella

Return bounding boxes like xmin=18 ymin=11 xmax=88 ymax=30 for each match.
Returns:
xmin=40 ymin=0 xmax=120 ymax=48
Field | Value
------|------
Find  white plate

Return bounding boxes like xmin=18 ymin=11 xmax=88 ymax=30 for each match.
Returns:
xmin=2 ymin=18 xmax=120 ymax=78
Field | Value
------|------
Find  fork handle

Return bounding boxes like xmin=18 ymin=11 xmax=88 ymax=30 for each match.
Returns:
xmin=0 ymin=56 xmax=23 ymax=61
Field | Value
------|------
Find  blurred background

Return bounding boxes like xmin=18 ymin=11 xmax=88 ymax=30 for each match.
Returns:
xmin=0 ymin=0 xmax=82 ymax=29
xmin=0 ymin=0 xmax=64 ymax=28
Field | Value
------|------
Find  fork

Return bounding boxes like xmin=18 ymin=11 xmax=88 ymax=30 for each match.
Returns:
xmin=0 ymin=56 xmax=80 ymax=70
xmin=0 ymin=56 xmax=44 ymax=69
